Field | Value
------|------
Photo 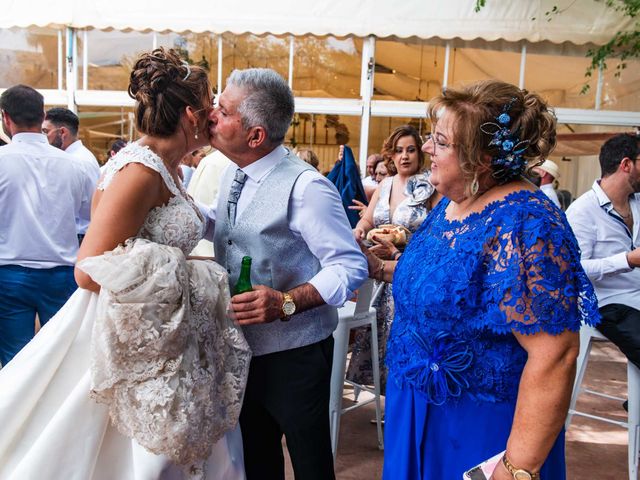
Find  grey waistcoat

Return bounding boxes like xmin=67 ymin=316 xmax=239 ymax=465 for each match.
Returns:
xmin=214 ymin=153 xmax=338 ymax=356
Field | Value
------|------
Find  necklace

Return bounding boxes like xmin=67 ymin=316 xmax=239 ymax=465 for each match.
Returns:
xmin=615 ymin=208 xmax=632 ymax=219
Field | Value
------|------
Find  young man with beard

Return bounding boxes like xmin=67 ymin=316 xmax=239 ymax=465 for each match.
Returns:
xmin=43 ymin=108 xmax=99 ymax=243
xmin=567 ymin=133 xmax=640 ymax=381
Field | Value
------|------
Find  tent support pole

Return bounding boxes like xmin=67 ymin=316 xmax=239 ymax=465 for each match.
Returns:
xmin=65 ymin=27 xmax=76 ymax=113
xmin=519 ymin=43 xmax=526 ymax=89
xmin=443 ymin=42 xmax=451 ymax=90
xmin=217 ymin=36 xmax=223 ymax=96
xmin=82 ymin=30 xmax=88 ymax=90
xmin=358 ymin=36 xmax=375 ymax=177
xmin=595 ymin=63 xmax=604 ymax=110
xmin=57 ymin=30 xmax=63 ymax=90
xmin=288 ymin=36 xmax=294 ymax=89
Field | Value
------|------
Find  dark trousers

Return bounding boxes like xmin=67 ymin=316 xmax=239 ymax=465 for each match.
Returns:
xmin=597 ymin=303 xmax=640 ymax=369
xmin=0 ymin=264 xmax=77 ymax=366
xmin=240 ymin=335 xmax=335 ymax=480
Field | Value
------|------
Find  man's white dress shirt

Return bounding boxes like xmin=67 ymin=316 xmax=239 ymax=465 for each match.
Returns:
xmin=66 ymin=140 xmax=100 ymax=234
xmin=0 ymin=133 xmax=93 ymax=268
xmin=566 ymin=180 xmax=640 ymax=311
xmin=188 ymin=150 xmax=232 ymax=257
xmin=201 ymin=145 xmax=368 ymax=307
xmin=362 ymin=175 xmax=377 ymax=189
xmin=540 ymin=183 xmax=561 ymax=208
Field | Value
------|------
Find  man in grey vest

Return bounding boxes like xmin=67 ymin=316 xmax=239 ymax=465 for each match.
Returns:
xmin=204 ymin=68 xmax=368 ymax=479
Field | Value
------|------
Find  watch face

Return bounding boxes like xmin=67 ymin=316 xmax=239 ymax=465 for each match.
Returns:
xmin=283 ymin=301 xmax=296 ymax=316
xmin=514 ymin=470 xmax=532 ymax=480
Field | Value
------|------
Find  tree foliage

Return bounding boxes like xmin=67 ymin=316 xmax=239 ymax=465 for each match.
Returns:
xmin=475 ymin=0 xmax=640 ymax=93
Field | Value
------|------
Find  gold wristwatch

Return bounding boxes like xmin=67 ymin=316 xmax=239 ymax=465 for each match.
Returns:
xmin=502 ymin=455 xmax=539 ymax=480
xmin=281 ymin=292 xmax=296 ymax=321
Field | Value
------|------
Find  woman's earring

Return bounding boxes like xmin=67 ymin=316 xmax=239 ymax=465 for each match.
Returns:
xmin=193 ymin=123 xmax=198 ymax=140
xmin=470 ymin=176 xmax=479 ymax=196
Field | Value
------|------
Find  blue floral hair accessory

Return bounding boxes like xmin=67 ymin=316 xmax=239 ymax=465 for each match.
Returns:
xmin=480 ymin=98 xmax=530 ymax=184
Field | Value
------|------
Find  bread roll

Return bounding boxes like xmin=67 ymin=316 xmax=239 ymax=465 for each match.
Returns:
xmin=366 ymin=224 xmax=410 ymax=247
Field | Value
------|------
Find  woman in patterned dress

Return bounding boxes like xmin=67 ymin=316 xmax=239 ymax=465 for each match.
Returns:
xmin=348 ymin=125 xmax=441 ymax=391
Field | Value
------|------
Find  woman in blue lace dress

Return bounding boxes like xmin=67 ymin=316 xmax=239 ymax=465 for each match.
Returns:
xmin=374 ymin=81 xmax=600 ymax=480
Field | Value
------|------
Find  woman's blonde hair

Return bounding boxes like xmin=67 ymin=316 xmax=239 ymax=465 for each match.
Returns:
xmin=381 ymin=125 xmax=425 ymax=176
xmin=427 ymin=80 xmax=557 ymax=187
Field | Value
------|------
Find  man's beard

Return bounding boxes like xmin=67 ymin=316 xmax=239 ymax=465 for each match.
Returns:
xmin=1 ymin=118 xmax=10 ymax=139
xmin=51 ymin=132 xmax=63 ymax=149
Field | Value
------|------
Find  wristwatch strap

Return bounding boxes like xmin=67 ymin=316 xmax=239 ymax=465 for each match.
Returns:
xmin=502 ymin=455 xmax=540 ymax=480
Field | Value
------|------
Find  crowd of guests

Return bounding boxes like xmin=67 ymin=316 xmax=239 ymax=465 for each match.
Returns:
xmin=0 ymin=47 xmax=639 ymax=479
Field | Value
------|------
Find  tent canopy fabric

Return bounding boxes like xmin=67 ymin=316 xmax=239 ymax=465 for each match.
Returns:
xmin=0 ymin=0 xmax=633 ymax=46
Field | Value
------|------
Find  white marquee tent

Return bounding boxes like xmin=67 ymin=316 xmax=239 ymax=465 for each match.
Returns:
xmin=1 ymin=0 xmax=638 ymax=194
xmin=0 ymin=0 xmax=633 ymax=45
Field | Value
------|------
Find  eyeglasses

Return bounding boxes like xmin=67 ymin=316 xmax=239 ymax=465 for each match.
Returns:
xmin=422 ymin=133 xmax=455 ymax=152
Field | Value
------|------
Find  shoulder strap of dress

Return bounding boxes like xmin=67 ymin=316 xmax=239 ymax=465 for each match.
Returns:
xmin=97 ymin=143 xmax=181 ymax=196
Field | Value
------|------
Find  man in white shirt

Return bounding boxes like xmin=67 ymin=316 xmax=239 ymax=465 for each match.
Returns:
xmin=43 ymin=107 xmax=100 ymax=243
xmin=362 ymin=153 xmax=381 ymax=199
xmin=362 ymin=153 xmax=381 ymax=188
xmin=533 ymin=159 xmax=561 ymax=208
xmin=0 ymin=85 xmax=92 ymax=365
xmin=203 ymin=68 xmax=368 ymax=480
xmin=187 ymin=149 xmax=231 ymax=257
xmin=566 ymin=133 xmax=640 ymax=370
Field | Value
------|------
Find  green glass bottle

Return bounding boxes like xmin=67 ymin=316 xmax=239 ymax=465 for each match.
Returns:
xmin=233 ymin=256 xmax=253 ymax=295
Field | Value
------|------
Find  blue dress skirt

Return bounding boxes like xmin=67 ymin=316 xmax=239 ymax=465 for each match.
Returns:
xmin=383 ymin=381 xmax=566 ymax=479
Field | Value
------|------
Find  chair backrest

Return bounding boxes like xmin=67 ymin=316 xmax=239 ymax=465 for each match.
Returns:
xmin=581 ymin=323 xmax=607 ymax=343
xmin=557 ymin=189 xmax=573 ymax=211
xmin=353 ymin=279 xmax=375 ymax=316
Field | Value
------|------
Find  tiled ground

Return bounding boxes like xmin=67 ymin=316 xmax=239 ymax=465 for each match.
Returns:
xmin=285 ymin=341 xmax=633 ymax=479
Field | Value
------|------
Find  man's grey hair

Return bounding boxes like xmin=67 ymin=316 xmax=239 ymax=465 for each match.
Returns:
xmin=227 ymin=68 xmax=294 ymax=145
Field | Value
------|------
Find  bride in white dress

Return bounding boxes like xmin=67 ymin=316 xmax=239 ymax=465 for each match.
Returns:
xmin=0 ymin=48 xmax=251 ymax=480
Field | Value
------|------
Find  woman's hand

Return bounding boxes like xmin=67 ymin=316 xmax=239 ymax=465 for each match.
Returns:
xmin=348 ymin=199 xmax=367 ymax=217
xmin=356 ymin=238 xmax=382 ymax=278
xmin=353 ymin=225 xmax=367 ymax=241
xmin=369 ymin=235 xmax=400 ymax=261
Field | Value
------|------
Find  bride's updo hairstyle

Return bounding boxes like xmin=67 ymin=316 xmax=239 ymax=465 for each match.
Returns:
xmin=128 ymin=47 xmax=211 ymax=137
xmin=427 ymin=80 xmax=557 ymax=188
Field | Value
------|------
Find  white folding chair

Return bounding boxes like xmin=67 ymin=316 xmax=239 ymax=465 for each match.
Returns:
xmin=329 ymin=279 xmax=384 ymax=460
xmin=565 ymin=324 xmax=640 ymax=480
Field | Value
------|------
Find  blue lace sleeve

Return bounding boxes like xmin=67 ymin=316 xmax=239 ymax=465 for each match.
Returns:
xmin=481 ymin=204 xmax=600 ymax=336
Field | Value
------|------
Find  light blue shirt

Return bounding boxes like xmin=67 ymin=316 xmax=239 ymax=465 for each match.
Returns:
xmin=0 ymin=133 xmax=93 ymax=268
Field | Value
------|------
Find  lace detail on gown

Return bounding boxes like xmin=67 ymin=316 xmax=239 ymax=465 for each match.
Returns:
xmin=79 ymin=143 xmax=251 ymax=476
xmin=98 ymin=142 xmax=204 ymax=255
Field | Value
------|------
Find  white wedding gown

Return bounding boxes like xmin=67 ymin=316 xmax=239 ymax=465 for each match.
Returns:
xmin=0 ymin=143 xmax=251 ymax=480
